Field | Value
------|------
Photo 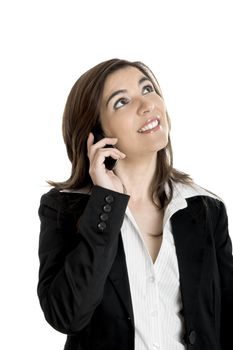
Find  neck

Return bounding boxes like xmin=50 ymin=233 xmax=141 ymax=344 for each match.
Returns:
xmin=113 ymin=153 xmax=158 ymax=204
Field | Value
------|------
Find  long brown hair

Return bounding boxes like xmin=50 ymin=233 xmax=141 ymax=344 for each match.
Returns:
xmin=48 ymin=58 xmax=193 ymax=209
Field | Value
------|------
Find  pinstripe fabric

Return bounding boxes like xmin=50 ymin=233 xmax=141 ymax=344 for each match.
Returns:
xmin=121 ymin=208 xmax=186 ymax=350
xmin=121 ymin=182 xmax=219 ymax=350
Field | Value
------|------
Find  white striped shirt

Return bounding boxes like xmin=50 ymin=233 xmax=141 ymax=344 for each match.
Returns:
xmin=121 ymin=207 xmax=186 ymax=350
xmin=120 ymin=182 xmax=219 ymax=350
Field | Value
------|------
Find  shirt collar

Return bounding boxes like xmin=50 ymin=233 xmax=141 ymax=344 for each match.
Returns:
xmin=163 ymin=180 xmax=218 ymax=226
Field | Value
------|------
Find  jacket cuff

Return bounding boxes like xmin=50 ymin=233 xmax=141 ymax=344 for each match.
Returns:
xmin=78 ymin=185 xmax=130 ymax=245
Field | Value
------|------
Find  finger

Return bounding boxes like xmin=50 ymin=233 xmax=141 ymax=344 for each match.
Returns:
xmin=87 ymin=132 xmax=94 ymax=146
xmin=91 ymin=151 xmax=125 ymax=171
xmin=98 ymin=148 xmax=126 ymax=157
xmin=88 ymin=134 xmax=119 ymax=160
xmin=87 ymin=132 xmax=95 ymax=157
xmin=92 ymin=137 xmax=118 ymax=149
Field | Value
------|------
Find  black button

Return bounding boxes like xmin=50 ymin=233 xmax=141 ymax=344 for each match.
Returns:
xmin=105 ymin=195 xmax=114 ymax=203
xmin=100 ymin=213 xmax=109 ymax=221
xmin=103 ymin=204 xmax=112 ymax=213
xmin=188 ymin=330 xmax=196 ymax=345
xmin=97 ymin=222 xmax=107 ymax=231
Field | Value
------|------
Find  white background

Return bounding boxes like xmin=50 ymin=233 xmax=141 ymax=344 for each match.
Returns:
xmin=0 ymin=0 xmax=232 ymax=348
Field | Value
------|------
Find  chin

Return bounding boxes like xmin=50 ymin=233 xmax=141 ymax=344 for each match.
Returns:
xmin=151 ymin=134 xmax=169 ymax=149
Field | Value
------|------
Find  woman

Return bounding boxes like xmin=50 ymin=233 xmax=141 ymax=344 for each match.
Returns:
xmin=37 ymin=59 xmax=233 ymax=350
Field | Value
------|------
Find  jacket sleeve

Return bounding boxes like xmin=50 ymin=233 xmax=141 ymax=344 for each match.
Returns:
xmin=37 ymin=185 xmax=130 ymax=334
xmin=213 ymin=200 xmax=233 ymax=348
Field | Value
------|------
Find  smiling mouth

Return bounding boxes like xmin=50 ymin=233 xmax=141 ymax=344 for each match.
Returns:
xmin=137 ymin=119 xmax=160 ymax=133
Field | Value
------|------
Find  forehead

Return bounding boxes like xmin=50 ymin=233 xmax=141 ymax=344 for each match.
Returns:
xmin=102 ymin=66 xmax=146 ymax=95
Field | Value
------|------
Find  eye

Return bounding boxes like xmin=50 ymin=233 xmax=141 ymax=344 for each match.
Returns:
xmin=142 ymin=84 xmax=154 ymax=94
xmin=113 ymin=97 xmax=129 ymax=110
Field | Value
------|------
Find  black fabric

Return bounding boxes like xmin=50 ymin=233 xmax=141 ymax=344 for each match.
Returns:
xmin=37 ymin=186 xmax=233 ymax=350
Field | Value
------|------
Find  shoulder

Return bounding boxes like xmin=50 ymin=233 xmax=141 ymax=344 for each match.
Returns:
xmin=177 ymin=181 xmax=227 ymax=221
xmin=173 ymin=181 xmax=222 ymax=201
xmin=167 ymin=181 xmax=228 ymax=236
xmin=172 ymin=180 xmax=225 ymax=211
xmin=39 ymin=187 xmax=91 ymax=213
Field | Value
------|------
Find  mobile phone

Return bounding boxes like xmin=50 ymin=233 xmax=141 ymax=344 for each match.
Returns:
xmin=92 ymin=125 xmax=118 ymax=170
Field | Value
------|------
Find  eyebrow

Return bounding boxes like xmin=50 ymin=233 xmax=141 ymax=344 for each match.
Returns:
xmin=105 ymin=76 xmax=152 ymax=107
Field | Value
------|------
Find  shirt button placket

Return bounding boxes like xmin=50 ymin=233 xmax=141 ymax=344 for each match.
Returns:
xmin=148 ymin=273 xmax=160 ymax=350
xmin=148 ymin=276 xmax=155 ymax=283
xmin=150 ymin=310 xmax=157 ymax=317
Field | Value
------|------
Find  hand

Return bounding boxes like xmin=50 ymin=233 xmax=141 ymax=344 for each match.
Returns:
xmin=87 ymin=132 xmax=126 ymax=193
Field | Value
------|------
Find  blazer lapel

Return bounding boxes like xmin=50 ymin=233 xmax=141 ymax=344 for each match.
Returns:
xmin=108 ymin=234 xmax=134 ymax=327
xmin=108 ymin=194 xmax=208 ymax=328
xmin=170 ymin=197 xmax=208 ymax=318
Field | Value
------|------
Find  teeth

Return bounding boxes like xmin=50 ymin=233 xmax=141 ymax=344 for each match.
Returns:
xmin=138 ymin=120 xmax=159 ymax=133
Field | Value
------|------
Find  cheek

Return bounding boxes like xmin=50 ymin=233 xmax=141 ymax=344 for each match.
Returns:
xmin=104 ymin=116 xmax=133 ymax=138
xmin=99 ymin=116 xmax=113 ymax=137
xmin=110 ymin=123 xmax=136 ymax=151
xmin=165 ymin=113 xmax=171 ymax=132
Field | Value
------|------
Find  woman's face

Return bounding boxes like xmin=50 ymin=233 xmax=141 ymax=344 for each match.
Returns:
xmin=99 ymin=66 xmax=169 ymax=157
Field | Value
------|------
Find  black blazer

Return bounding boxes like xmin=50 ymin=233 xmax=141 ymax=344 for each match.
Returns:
xmin=37 ymin=185 xmax=233 ymax=350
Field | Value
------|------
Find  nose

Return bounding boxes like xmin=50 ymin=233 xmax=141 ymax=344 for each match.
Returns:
xmin=137 ymin=96 xmax=155 ymax=116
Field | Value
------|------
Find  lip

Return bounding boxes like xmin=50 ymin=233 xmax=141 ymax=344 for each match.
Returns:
xmin=137 ymin=116 xmax=160 ymax=132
